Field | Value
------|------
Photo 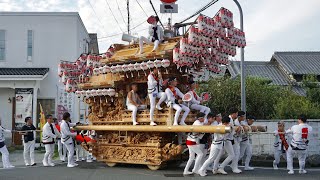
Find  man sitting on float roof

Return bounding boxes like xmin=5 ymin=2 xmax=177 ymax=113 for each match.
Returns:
xmin=138 ymin=15 xmax=164 ymax=54
xmin=126 ymin=83 xmax=147 ymax=125
xmin=187 ymin=80 xmax=211 ymax=124
xmin=165 ymin=77 xmax=190 ymax=126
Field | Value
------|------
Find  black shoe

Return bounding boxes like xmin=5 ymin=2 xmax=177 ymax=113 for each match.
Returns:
xmin=31 ymin=163 xmax=37 ymax=166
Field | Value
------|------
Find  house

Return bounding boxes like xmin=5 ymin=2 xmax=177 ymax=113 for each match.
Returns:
xmin=0 ymin=12 xmax=98 ymax=144
xmin=227 ymin=51 xmax=320 ymax=96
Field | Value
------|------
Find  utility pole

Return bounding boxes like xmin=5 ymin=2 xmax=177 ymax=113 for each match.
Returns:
xmin=127 ymin=0 xmax=130 ymax=34
xmin=233 ymin=0 xmax=246 ymax=112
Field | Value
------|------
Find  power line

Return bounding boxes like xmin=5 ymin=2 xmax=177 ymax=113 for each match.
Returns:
xmin=116 ymin=0 xmax=127 ymax=26
xmin=135 ymin=0 xmax=149 ymax=18
xmin=87 ymin=0 xmax=108 ymax=33
xmin=105 ymin=0 xmax=125 ymax=32
xmin=98 ymin=26 xmax=149 ymax=40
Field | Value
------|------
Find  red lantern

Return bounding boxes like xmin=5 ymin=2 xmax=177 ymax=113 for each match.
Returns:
xmin=160 ymin=0 xmax=177 ymax=3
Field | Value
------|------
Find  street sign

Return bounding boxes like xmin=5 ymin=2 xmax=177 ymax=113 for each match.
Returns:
xmin=160 ymin=3 xmax=178 ymax=13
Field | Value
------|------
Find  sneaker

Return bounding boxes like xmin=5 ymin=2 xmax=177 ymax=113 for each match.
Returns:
xmin=199 ymin=171 xmax=207 ymax=177
xmin=4 ymin=165 xmax=15 ymax=169
xmin=244 ymin=166 xmax=254 ymax=171
xmin=25 ymin=163 xmax=30 ymax=166
xmin=179 ymin=122 xmax=187 ymax=126
xmin=72 ymin=163 xmax=79 ymax=166
xmin=288 ymin=170 xmax=294 ymax=174
xmin=273 ymin=163 xmax=278 ymax=170
xmin=232 ymin=168 xmax=242 ymax=173
xmin=156 ymin=105 xmax=163 ymax=110
xmin=217 ymin=168 xmax=228 ymax=175
xmin=86 ymin=159 xmax=93 ymax=163
xmin=31 ymin=163 xmax=37 ymax=166
xmin=76 ymin=159 xmax=80 ymax=162
xmin=150 ymin=122 xmax=157 ymax=126
xmin=82 ymin=158 xmax=86 ymax=161
xmin=183 ymin=171 xmax=193 ymax=175
xmin=299 ymin=170 xmax=307 ymax=174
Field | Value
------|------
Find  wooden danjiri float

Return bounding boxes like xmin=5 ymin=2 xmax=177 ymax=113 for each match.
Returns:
xmin=57 ymin=5 xmax=247 ymax=170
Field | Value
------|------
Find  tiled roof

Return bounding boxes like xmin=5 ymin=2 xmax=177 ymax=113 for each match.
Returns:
xmin=228 ymin=61 xmax=290 ymax=85
xmin=272 ymin=51 xmax=320 ymax=75
xmin=0 ymin=68 xmax=49 ymax=76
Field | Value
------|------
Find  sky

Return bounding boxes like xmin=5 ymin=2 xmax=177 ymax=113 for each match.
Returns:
xmin=0 ymin=0 xmax=320 ymax=61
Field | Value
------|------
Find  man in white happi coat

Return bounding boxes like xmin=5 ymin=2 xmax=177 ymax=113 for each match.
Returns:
xmin=54 ymin=118 xmax=67 ymax=162
xmin=272 ymin=120 xmax=289 ymax=170
xmin=0 ymin=118 xmax=15 ymax=169
xmin=286 ymin=114 xmax=313 ymax=175
xmin=165 ymin=77 xmax=190 ymax=126
xmin=187 ymin=80 xmax=210 ymax=123
xmin=60 ymin=112 xmax=79 ymax=168
xmin=199 ymin=115 xmax=231 ymax=176
xmin=183 ymin=112 xmax=206 ymax=175
xmin=147 ymin=68 xmax=166 ymax=126
xmin=212 ymin=107 xmax=239 ymax=174
xmin=231 ymin=111 xmax=246 ymax=172
xmin=42 ymin=114 xmax=60 ymax=167
xmin=138 ymin=15 xmax=164 ymax=54
xmin=239 ymin=115 xmax=255 ymax=170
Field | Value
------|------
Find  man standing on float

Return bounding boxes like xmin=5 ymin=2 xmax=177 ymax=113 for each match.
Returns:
xmin=148 ymin=68 xmax=167 ymax=126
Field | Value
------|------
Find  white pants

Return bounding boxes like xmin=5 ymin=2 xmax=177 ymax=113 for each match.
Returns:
xmin=149 ymin=92 xmax=166 ymax=122
xmin=213 ymin=140 xmax=235 ymax=170
xmin=199 ymin=144 xmax=222 ymax=172
xmin=239 ymin=141 xmax=253 ymax=167
xmin=190 ymin=104 xmax=210 ymax=119
xmin=0 ymin=145 xmax=12 ymax=168
xmin=231 ymin=140 xmax=241 ymax=170
xmin=199 ymin=144 xmax=207 ymax=165
xmin=139 ymin=36 xmax=160 ymax=53
xmin=43 ymin=144 xmax=55 ymax=164
xmin=23 ymin=140 xmax=35 ymax=165
xmin=127 ymin=104 xmax=146 ymax=124
xmin=274 ymin=148 xmax=287 ymax=165
xmin=63 ymin=141 xmax=75 ymax=166
xmin=57 ymin=139 xmax=67 ymax=161
xmin=184 ymin=144 xmax=204 ymax=173
xmin=287 ymin=146 xmax=307 ymax=171
xmin=76 ymin=144 xmax=86 ymax=160
xmin=171 ymin=104 xmax=190 ymax=125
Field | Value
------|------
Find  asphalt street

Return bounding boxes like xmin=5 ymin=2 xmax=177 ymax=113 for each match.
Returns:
xmin=0 ymin=161 xmax=319 ymax=180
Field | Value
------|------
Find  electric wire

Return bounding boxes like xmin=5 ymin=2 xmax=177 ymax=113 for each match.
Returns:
xmin=116 ymin=0 xmax=127 ymax=26
xmin=87 ymin=0 xmax=108 ymax=33
xmin=105 ymin=0 xmax=125 ymax=32
xmin=135 ymin=0 xmax=149 ymax=18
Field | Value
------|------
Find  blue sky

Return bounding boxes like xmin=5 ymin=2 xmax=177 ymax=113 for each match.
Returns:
xmin=1 ymin=0 xmax=319 ymax=61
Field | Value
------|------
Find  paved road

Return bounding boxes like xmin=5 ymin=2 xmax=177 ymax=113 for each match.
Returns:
xmin=1 ymin=161 xmax=319 ymax=180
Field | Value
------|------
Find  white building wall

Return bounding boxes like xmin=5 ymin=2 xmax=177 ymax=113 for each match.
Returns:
xmin=0 ymin=88 xmax=15 ymax=137
xmin=0 ymin=12 xmax=90 ymax=142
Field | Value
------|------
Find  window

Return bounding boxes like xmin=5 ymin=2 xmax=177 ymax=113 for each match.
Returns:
xmin=27 ymin=30 xmax=33 ymax=60
xmin=0 ymin=30 xmax=5 ymax=61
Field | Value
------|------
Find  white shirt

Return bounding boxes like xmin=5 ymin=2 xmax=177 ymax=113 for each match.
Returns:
xmin=233 ymin=118 xmax=243 ymax=142
xmin=225 ymin=115 xmax=235 ymax=140
xmin=126 ymin=90 xmax=139 ymax=106
xmin=42 ymin=122 xmax=59 ymax=143
xmin=186 ymin=120 xmax=204 ymax=144
xmin=212 ymin=126 xmax=227 ymax=150
xmin=0 ymin=126 xmax=11 ymax=142
xmin=148 ymin=24 xmax=164 ymax=41
xmin=273 ymin=128 xmax=288 ymax=150
xmin=165 ymin=87 xmax=184 ymax=105
xmin=287 ymin=123 xmax=313 ymax=150
xmin=147 ymin=73 xmax=162 ymax=94
xmin=60 ymin=120 xmax=77 ymax=144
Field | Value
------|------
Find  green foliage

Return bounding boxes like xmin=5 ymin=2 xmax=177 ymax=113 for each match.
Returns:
xmin=302 ymin=74 xmax=320 ymax=105
xmin=200 ymin=76 xmax=320 ymax=119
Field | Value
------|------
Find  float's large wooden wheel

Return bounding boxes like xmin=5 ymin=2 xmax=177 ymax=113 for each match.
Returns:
xmin=106 ymin=162 xmax=117 ymax=167
xmin=147 ymin=165 xmax=162 ymax=171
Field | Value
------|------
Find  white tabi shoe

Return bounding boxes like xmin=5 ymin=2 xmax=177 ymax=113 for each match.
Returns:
xmin=183 ymin=171 xmax=193 ymax=175
xmin=150 ymin=122 xmax=157 ymax=126
xmin=48 ymin=163 xmax=55 ymax=167
xmin=42 ymin=160 xmax=49 ymax=167
xmin=299 ymin=170 xmax=307 ymax=174
xmin=273 ymin=162 xmax=278 ymax=170
xmin=86 ymin=159 xmax=93 ymax=163
xmin=212 ymin=169 xmax=218 ymax=174
xmin=217 ymin=168 xmax=228 ymax=175
xmin=67 ymin=164 xmax=76 ymax=168
xmin=199 ymin=171 xmax=207 ymax=177
xmin=232 ymin=168 xmax=242 ymax=173
xmin=288 ymin=170 xmax=294 ymax=174
xmin=156 ymin=105 xmax=163 ymax=110
xmin=244 ymin=166 xmax=254 ymax=171
xmin=82 ymin=158 xmax=86 ymax=161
